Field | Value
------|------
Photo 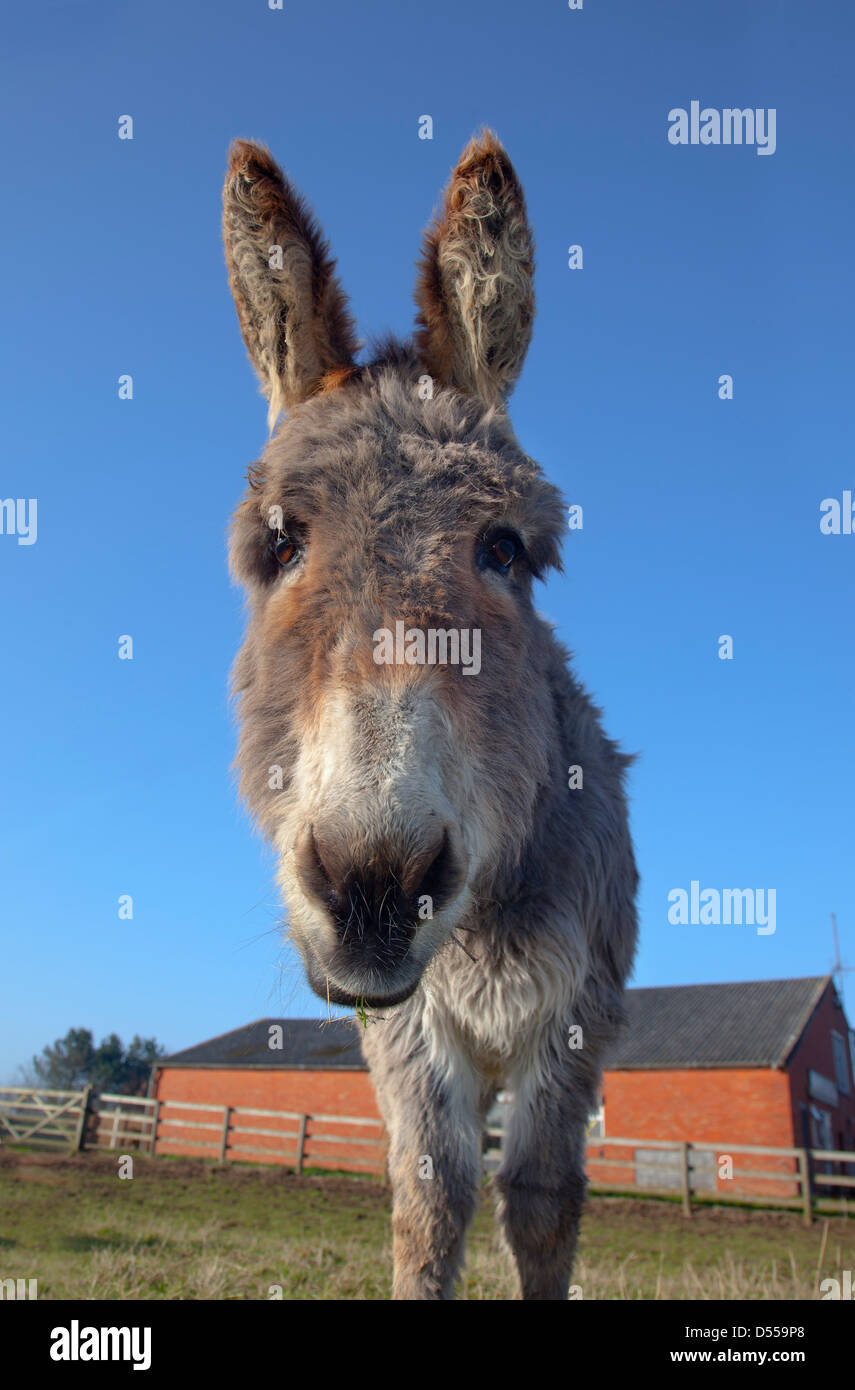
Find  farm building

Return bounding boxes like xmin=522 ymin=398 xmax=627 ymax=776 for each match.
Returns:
xmin=150 ymin=1017 xmax=382 ymax=1172
xmin=149 ymin=975 xmax=855 ymax=1191
xmin=597 ymin=975 xmax=855 ymax=1153
xmin=587 ymin=975 xmax=855 ymax=1200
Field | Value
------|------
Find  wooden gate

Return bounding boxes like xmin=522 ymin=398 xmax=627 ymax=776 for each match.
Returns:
xmin=0 ymin=1086 xmax=90 ymax=1150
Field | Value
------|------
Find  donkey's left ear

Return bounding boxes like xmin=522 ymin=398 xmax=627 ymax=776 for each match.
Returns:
xmin=223 ymin=141 xmax=359 ymax=427
xmin=414 ymin=130 xmax=535 ymax=408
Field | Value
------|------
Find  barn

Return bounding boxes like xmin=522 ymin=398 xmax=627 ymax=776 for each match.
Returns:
xmin=150 ymin=1018 xmax=382 ymax=1172
xmin=153 ymin=1017 xmax=374 ymax=1122
xmin=149 ymin=975 xmax=855 ymax=1188
xmin=597 ymin=975 xmax=854 ymax=1149
xmin=590 ymin=975 xmax=855 ymax=1197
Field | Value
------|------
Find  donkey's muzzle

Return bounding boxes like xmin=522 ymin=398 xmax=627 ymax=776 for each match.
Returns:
xmin=294 ymin=822 xmax=465 ymax=989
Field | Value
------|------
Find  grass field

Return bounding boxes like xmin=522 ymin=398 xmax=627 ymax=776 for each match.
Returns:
xmin=1 ymin=1149 xmax=853 ymax=1300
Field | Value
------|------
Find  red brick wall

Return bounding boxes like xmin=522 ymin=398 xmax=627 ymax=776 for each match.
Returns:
xmin=588 ymin=985 xmax=855 ymax=1201
xmin=784 ymin=984 xmax=855 ymax=1154
xmin=602 ymin=1067 xmax=793 ymax=1145
xmin=152 ymin=1066 xmax=383 ymax=1173
xmin=590 ymin=1067 xmax=797 ymax=1197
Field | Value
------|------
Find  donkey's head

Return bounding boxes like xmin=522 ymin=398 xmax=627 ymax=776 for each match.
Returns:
xmin=225 ymin=133 xmax=566 ymax=1008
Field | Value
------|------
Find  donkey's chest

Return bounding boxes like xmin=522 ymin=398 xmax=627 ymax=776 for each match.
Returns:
xmin=425 ymin=933 xmax=576 ymax=1073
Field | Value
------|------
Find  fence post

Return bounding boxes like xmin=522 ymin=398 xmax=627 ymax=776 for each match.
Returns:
xmin=74 ymin=1086 xmax=93 ymax=1153
xmin=680 ymin=1142 xmax=692 ymax=1217
xmin=110 ymin=1108 xmax=120 ymax=1150
xmin=219 ymin=1106 xmax=231 ymax=1162
xmin=296 ymin=1114 xmax=308 ymax=1176
xmin=798 ymin=1148 xmax=813 ymax=1227
xmin=149 ymin=1098 xmax=160 ymax=1156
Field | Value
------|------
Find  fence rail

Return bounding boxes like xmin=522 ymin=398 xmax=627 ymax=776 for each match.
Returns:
xmin=4 ymin=1087 xmax=854 ymax=1217
xmin=93 ymin=1092 xmax=157 ymax=1152
xmin=152 ymin=1097 xmax=386 ymax=1173
xmin=578 ymin=1134 xmax=855 ymax=1224
xmin=0 ymin=1088 xmax=386 ymax=1173
xmin=0 ymin=1086 xmax=91 ymax=1150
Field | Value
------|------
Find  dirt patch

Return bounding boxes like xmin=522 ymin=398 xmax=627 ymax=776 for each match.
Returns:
xmin=0 ymin=1148 xmax=388 ymax=1205
xmin=587 ymin=1194 xmax=812 ymax=1234
xmin=13 ymin=1164 xmax=65 ymax=1185
xmin=0 ymin=1151 xmax=824 ymax=1228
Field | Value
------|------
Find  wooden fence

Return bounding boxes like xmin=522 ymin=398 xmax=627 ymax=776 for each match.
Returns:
xmin=581 ymin=1136 xmax=855 ymax=1224
xmin=151 ymin=1098 xmax=386 ymax=1174
xmin=94 ymin=1093 xmax=157 ymax=1152
xmin=483 ymin=1128 xmax=855 ymax=1223
xmin=0 ymin=1086 xmax=91 ymax=1151
xmin=0 ymin=1087 xmax=385 ymax=1175
xmin=5 ymin=1087 xmax=854 ymax=1218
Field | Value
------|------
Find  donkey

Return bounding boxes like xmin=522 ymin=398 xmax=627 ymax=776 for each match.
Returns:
xmin=223 ymin=130 xmax=638 ymax=1300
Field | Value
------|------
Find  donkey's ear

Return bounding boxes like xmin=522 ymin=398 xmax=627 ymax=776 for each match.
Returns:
xmin=414 ymin=130 xmax=535 ymax=407
xmin=223 ymin=141 xmax=359 ymax=426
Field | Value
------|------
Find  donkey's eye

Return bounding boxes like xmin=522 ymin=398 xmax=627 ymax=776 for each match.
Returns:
xmin=273 ymin=534 xmax=300 ymax=567
xmin=479 ymin=530 xmax=524 ymax=575
xmin=492 ymin=535 xmax=518 ymax=568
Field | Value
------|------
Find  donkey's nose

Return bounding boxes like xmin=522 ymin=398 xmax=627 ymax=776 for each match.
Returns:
xmin=295 ymin=824 xmax=465 ymax=939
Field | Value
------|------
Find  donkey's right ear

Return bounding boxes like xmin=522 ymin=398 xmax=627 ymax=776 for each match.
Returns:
xmin=222 ymin=141 xmax=359 ymax=428
xmin=414 ymin=130 xmax=535 ymax=408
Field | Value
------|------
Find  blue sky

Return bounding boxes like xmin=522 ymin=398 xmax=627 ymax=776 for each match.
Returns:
xmin=2 ymin=0 xmax=853 ymax=1080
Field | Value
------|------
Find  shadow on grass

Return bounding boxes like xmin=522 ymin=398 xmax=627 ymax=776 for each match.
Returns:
xmin=56 ymin=1233 xmax=172 ymax=1254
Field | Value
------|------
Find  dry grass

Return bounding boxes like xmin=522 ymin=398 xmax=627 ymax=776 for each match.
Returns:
xmin=1 ymin=1150 xmax=853 ymax=1300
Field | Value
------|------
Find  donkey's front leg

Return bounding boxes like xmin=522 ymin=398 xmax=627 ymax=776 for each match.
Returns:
xmin=371 ymin=1042 xmax=483 ymax=1299
xmin=494 ymin=1065 xmax=591 ymax=1300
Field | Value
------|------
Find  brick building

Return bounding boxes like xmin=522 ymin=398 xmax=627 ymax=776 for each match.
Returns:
xmin=150 ymin=1018 xmax=380 ymax=1171
xmin=151 ymin=976 xmax=854 ymax=1188
xmin=590 ymin=975 xmax=855 ymax=1196
xmin=599 ymin=975 xmax=854 ymax=1149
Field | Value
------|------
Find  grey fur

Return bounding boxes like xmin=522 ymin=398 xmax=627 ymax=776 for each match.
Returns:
xmin=224 ymin=134 xmax=639 ymax=1300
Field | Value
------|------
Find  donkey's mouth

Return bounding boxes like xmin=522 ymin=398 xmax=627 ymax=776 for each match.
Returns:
xmin=302 ymin=946 xmax=422 ymax=1009
xmin=322 ymin=977 xmax=421 ymax=1009
xmin=292 ymin=821 xmax=466 ymax=1011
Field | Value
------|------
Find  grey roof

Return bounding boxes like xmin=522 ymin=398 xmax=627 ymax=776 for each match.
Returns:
xmin=158 ymin=1017 xmax=365 ymax=1070
xmin=605 ymin=976 xmax=831 ymax=1070
xmin=157 ymin=977 xmax=833 ymax=1074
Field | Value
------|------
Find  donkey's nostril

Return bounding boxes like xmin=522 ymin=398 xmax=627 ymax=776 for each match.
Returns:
xmin=309 ymin=826 xmax=350 ymax=898
xmin=294 ymin=823 xmax=466 ymax=932
xmin=294 ymin=824 xmax=348 ymax=905
xmin=410 ymin=829 xmax=465 ymax=913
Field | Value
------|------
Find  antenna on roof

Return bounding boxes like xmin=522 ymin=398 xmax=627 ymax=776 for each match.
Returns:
xmin=831 ymin=913 xmax=853 ymax=1000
